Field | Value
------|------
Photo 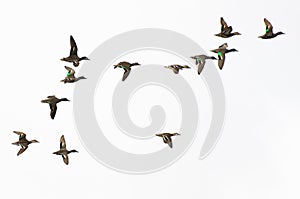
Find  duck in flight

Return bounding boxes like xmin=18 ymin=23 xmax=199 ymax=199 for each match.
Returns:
xmin=215 ymin=17 xmax=241 ymax=38
xmin=258 ymin=18 xmax=285 ymax=39
xmin=165 ymin=64 xmax=190 ymax=74
xmin=190 ymin=55 xmax=217 ymax=75
xmin=114 ymin=61 xmax=140 ymax=81
xmin=61 ymin=66 xmax=86 ymax=83
xmin=12 ymin=131 xmax=39 ymax=156
xmin=210 ymin=43 xmax=238 ymax=70
xmin=41 ymin=96 xmax=70 ymax=119
xmin=61 ymin=35 xmax=89 ymax=67
xmin=53 ymin=135 xmax=78 ymax=165
xmin=156 ymin=132 xmax=180 ymax=148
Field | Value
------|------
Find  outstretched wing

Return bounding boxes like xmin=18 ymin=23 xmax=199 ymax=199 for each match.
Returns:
xmin=220 ymin=17 xmax=228 ymax=32
xmin=172 ymin=67 xmax=179 ymax=74
xmin=70 ymin=35 xmax=78 ymax=56
xmin=223 ymin=26 xmax=233 ymax=34
xmin=122 ymin=68 xmax=131 ymax=81
xmin=50 ymin=104 xmax=57 ymax=119
xmin=62 ymin=154 xmax=69 ymax=165
xmin=60 ymin=135 xmax=66 ymax=149
xmin=163 ymin=135 xmax=173 ymax=148
xmin=13 ymin=131 xmax=26 ymax=140
xmin=264 ymin=18 xmax=273 ymax=33
xmin=218 ymin=52 xmax=226 ymax=70
xmin=65 ymin=66 xmax=75 ymax=77
xmin=198 ymin=60 xmax=206 ymax=75
xmin=17 ymin=146 xmax=28 ymax=156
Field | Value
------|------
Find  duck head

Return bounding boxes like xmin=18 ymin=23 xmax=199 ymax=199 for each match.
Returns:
xmin=276 ymin=31 xmax=285 ymax=36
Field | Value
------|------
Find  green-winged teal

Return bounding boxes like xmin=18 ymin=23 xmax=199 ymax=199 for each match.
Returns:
xmin=53 ymin=135 xmax=78 ymax=165
xmin=258 ymin=18 xmax=285 ymax=39
xmin=114 ymin=61 xmax=140 ymax=81
xmin=156 ymin=132 xmax=180 ymax=148
xmin=210 ymin=43 xmax=238 ymax=70
xmin=215 ymin=17 xmax=241 ymax=38
xmin=41 ymin=96 xmax=70 ymax=119
xmin=165 ymin=65 xmax=190 ymax=74
xmin=61 ymin=66 xmax=86 ymax=83
xmin=12 ymin=131 xmax=39 ymax=156
xmin=61 ymin=35 xmax=89 ymax=67
xmin=190 ymin=55 xmax=217 ymax=75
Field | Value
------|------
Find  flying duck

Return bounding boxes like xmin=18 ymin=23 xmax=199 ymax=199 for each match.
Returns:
xmin=210 ymin=43 xmax=238 ymax=70
xmin=165 ymin=65 xmax=190 ymax=74
xmin=155 ymin=132 xmax=180 ymax=148
xmin=215 ymin=17 xmax=241 ymax=38
xmin=12 ymin=131 xmax=39 ymax=156
xmin=53 ymin=135 xmax=78 ymax=165
xmin=41 ymin=96 xmax=70 ymax=119
xmin=61 ymin=66 xmax=86 ymax=83
xmin=114 ymin=61 xmax=140 ymax=81
xmin=61 ymin=35 xmax=89 ymax=67
xmin=190 ymin=55 xmax=217 ymax=75
xmin=258 ymin=18 xmax=285 ymax=39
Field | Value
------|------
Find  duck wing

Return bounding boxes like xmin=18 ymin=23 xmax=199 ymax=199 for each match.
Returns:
xmin=13 ymin=131 xmax=26 ymax=140
xmin=163 ymin=135 xmax=173 ymax=148
xmin=122 ymin=67 xmax=131 ymax=81
xmin=220 ymin=17 xmax=229 ymax=32
xmin=17 ymin=146 xmax=28 ymax=156
xmin=62 ymin=154 xmax=69 ymax=165
xmin=65 ymin=66 xmax=75 ymax=77
xmin=264 ymin=18 xmax=273 ymax=34
xmin=218 ymin=52 xmax=226 ymax=70
xmin=69 ymin=35 xmax=78 ymax=56
xmin=198 ymin=60 xmax=206 ymax=75
xmin=223 ymin=26 xmax=233 ymax=34
xmin=60 ymin=135 xmax=66 ymax=149
xmin=50 ymin=103 xmax=57 ymax=119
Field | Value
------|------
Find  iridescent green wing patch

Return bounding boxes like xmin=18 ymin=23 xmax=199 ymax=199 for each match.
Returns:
xmin=266 ymin=27 xmax=269 ymax=33
xmin=67 ymin=71 xmax=71 ymax=76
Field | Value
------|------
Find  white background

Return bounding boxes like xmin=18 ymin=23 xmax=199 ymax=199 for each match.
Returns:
xmin=0 ymin=0 xmax=299 ymax=198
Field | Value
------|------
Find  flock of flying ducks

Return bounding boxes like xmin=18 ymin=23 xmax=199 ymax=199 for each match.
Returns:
xmin=12 ymin=18 xmax=284 ymax=165
xmin=114 ymin=18 xmax=284 ymax=79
